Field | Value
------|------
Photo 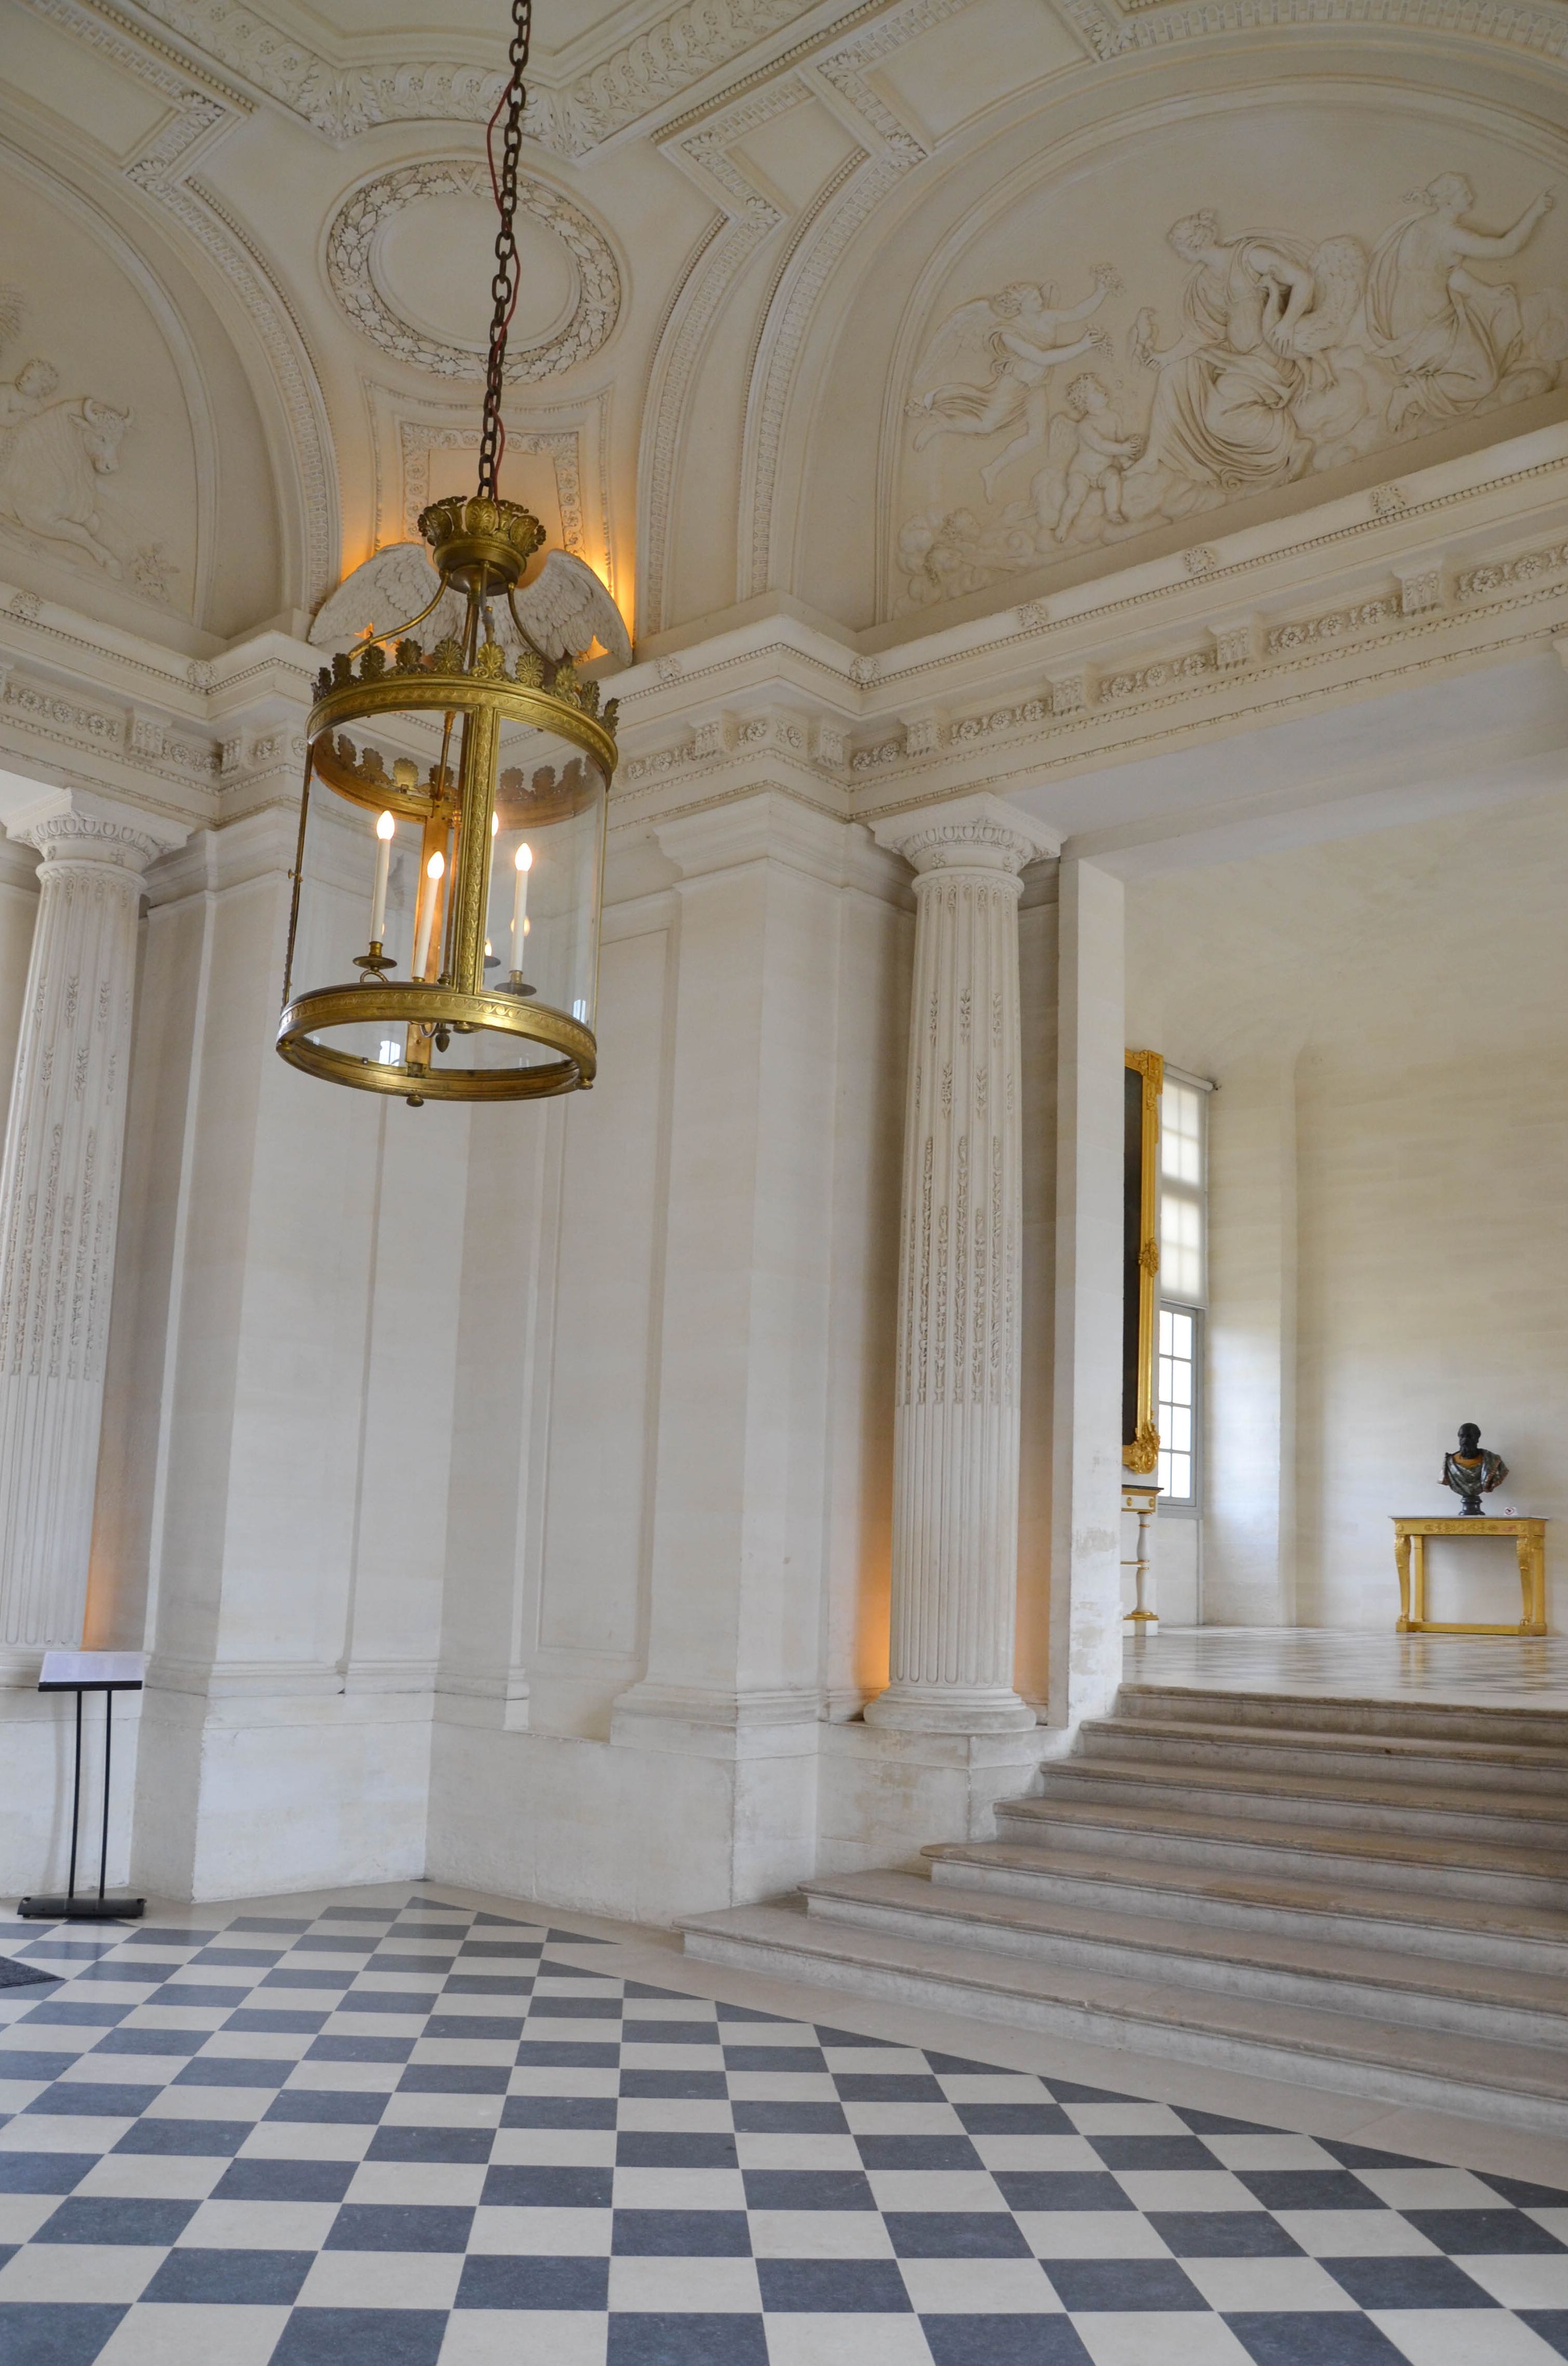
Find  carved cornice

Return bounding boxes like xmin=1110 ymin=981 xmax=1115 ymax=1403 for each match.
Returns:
xmin=28 ymin=0 xmax=827 ymax=155
xmin=1059 ymin=0 xmax=1568 ymax=66
xmin=326 ymin=164 xmax=621 ymax=383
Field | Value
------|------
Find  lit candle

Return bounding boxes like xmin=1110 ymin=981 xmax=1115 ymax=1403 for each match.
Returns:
xmin=369 ymin=810 xmax=395 ymax=945
xmin=413 ymin=849 xmax=444 ymax=980
xmin=511 ymin=842 xmax=532 ymax=972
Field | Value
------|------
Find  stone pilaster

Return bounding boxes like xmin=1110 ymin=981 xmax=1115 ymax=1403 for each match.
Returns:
xmin=865 ymin=795 xmax=1058 ymax=1734
xmin=0 ymin=787 xmax=185 ymax=1661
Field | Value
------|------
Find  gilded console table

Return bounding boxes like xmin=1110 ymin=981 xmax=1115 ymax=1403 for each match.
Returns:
xmin=1391 ymin=1515 xmax=1548 ymax=1636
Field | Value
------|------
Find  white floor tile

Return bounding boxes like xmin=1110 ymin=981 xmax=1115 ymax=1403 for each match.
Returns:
xmin=1457 ymin=2254 xmax=1568 ymax=2308
xmin=1018 ymin=2211 xmax=1173 ymax=2260
xmin=174 ymin=2198 xmax=340 ymax=2249
xmin=1113 ymin=2172 xmax=1262 ymax=2213
xmin=95 ymin=2303 xmax=291 ymax=2364
xmin=295 ymin=2248 xmax=464 ymax=2308
xmin=606 ymin=2255 xmax=762 ymax=2310
xmin=865 ymin=2171 xmax=1007 ymax=2213
xmin=760 ymin=2317 xmax=935 ymax=2366
xmin=897 ymin=2256 xmax=1064 ymax=2311
xmin=73 ymin=2155 xmax=230 ymax=2200
xmin=1370 ymin=2308 xmax=1568 ymax=2364
xmin=468 ymin=2204 xmax=613 ymax=2254
xmin=0 ymin=2240 xmax=163 ymax=2301
xmin=611 ymin=2166 xmax=745 ymax=2209
xmin=1073 ymin=2314 xmax=1256 ymax=2365
xmin=1181 ymin=2254 xmax=1362 ymax=2310
xmin=747 ymin=2208 xmax=896 ymax=2258
xmin=1275 ymin=2209 xmax=1442 ymax=2256
xmin=439 ymin=2311 xmax=608 ymax=2366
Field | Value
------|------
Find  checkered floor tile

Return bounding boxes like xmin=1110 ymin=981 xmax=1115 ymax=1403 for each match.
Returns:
xmin=2 ymin=1887 xmax=1567 ymax=2363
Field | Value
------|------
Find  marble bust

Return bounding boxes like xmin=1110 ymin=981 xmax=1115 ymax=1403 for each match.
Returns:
xmin=1442 ymin=1422 xmax=1508 ymax=1516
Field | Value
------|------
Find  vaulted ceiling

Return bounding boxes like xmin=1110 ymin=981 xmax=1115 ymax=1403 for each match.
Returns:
xmin=3 ymin=0 xmax=1567 ymax=659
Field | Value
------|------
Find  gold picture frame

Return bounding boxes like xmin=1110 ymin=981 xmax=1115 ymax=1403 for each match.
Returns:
xmin=1123 ymin=1049 xmax=1163 ymax=1473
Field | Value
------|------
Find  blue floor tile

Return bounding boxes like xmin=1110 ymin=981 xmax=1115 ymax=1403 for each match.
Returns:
xmin=606 ymin=2317 xmax=767 ymax=2365
xmin=756 ymin=2257 xmax=911 ymax=2311
xmin=612 ymin=2209 xmax=751 ymax=2256
xmin=886 ymin=2211 xmax=1034 ymax=2258
xmin=325 ymin=2204 xmax=475 ymax=2251
xmin=455 ymin=2254 xmax=608 ymax=2308
xmin=924 ymin=2320 xmax=1093 ymax=2365
xmin=1043 ymin=2257 xmax=1209 ymax=2311
xmin=34 ymin=2195 xmax=199 ymax=2246
xmin=270 ymin=2307 xmax=449 ymax=2365
xmin=0 ymin=2303 xmax=127 ymax=2364
xmin=140 ymin=2246 xmax=315 ymax=2304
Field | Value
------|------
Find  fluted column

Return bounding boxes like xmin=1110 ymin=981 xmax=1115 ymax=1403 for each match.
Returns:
xmin=866 ymin=795 xmax=1058 ymax=1733
xmin=0 ymin=787 xmax=185 ymax=1659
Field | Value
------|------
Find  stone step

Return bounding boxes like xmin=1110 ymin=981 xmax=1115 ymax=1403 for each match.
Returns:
xmin=680 ymin=1897 xmax=1568 ymax=2137
xmin=926 ymin=1836 xmax=1568 ymax=1972
xmin=802 ymin=1868 xmax=1568 ymax=2050
xmin=1082 ymin=1713 xmax=1568 ymax=1793
xmin=992 ymin=1793 xmax=1568 ymax=1908
xmin=1032 ymin=1754 xmax=1568 ymax=1845
xmin=1115 ymin=1681 xmax=1568 ymax=1752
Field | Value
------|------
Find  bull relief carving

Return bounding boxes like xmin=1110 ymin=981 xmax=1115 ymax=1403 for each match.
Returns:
xmin=0 ymin=290 xmax=169 ymax=602
xmin=897 ymin=176 xmax=1567 ymax=611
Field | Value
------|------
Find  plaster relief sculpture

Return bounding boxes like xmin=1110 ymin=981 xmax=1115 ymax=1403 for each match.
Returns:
xmin=896 ymin=175 xmax=1567 ymax=612
xmin=1369 ymin=178 xmax=1561 ymax=427
xmin=909 ymin=268 xmax=1119 ymax=501
xmin=0 ymin=362 xmax=132 ymax=577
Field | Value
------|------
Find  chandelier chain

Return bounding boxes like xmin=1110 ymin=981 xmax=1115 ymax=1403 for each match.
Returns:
xmin=478 ymin=0 xmax=534 ymax=504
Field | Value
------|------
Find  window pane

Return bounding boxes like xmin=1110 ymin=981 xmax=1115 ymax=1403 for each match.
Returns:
xmin=1159 ymin=1308 xmax=1173 ymax=1354
xmin=1169 ymin=1452 xmax=1190 ymax=1496
xmin=1171 ymin=1310 xmax=1193 ymax=1356
xmin=1169 ymin=1404 xmax=1191 ymax=1451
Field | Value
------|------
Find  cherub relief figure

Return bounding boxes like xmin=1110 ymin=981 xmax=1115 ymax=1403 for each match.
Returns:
xmin=1043 ymin=374 xmax=1144 ymax=538
xmin=1368 ymin=175 xmax=1560 ymax=428
xmin=909 ymin=267 xmax=1119 ymax=500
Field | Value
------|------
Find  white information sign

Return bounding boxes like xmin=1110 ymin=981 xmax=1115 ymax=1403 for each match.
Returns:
xmin=38 ymin=1651 xmax=147 ymax=1689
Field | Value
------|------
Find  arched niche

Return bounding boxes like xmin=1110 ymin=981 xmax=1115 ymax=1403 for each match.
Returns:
xmin=0 ymin=147 xmax=286 ymax=644
xmin=766 ymin=50 xmax=1568 ymax=633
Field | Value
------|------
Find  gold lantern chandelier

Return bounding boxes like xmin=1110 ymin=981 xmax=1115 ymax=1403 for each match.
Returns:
xmin=278 ymin=0 xmax=628 ymax=1107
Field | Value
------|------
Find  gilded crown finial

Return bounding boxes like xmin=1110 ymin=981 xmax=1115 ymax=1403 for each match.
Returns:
xmin=418 ymin=493 xmax=545 ymax=592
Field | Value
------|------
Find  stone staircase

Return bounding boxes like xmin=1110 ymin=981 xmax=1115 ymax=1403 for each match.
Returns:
xmin=681 ymin=1681 xmax=1568 ymax=2135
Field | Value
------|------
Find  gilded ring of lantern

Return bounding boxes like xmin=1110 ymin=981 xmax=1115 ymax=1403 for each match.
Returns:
xmin=277 ymin=638 xmax=616 ymax=1106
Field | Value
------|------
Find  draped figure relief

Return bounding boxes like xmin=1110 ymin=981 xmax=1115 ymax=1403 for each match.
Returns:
xmin=896 ymin=173 xmax=1568 ymax=613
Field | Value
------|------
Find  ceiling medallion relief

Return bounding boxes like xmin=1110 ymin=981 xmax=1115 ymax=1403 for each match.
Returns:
xmin=326 ymin=163 xmax=620 ymax=382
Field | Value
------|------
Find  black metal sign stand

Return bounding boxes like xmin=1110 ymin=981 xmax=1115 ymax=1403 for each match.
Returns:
xmin=19 ymin=1663 xmax=146 ymax=1922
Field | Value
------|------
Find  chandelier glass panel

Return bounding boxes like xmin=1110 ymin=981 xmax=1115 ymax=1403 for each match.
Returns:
xmin=276 ymin=0 xmax=624 ymax=1107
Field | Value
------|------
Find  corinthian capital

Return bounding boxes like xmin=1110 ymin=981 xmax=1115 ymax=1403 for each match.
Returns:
xmin=0 ymin=778 xmax=189 ymax=874
xmin=870 ymin=793 xmax=1060 ymax=879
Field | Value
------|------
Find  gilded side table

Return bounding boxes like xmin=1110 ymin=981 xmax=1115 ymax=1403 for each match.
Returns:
xmin=1391 ymin=1515 xmax=1548 ymax=1636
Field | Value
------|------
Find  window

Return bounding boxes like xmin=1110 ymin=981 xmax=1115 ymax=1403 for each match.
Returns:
xmin=1160 ymin=1079 xmax=1204 ymax=1300
xmin=1158 ymin=1071 xmax=1210 ymax=1512
xmin=1157 ymin=1305 xmax=1200 ymax=1506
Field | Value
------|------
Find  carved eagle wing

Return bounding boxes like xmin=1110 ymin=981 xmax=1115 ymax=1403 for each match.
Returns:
xmin=510 ymin=550 xmax=631 ymax=664
xmin=308 ymin=541 xmax=461 ymax=649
